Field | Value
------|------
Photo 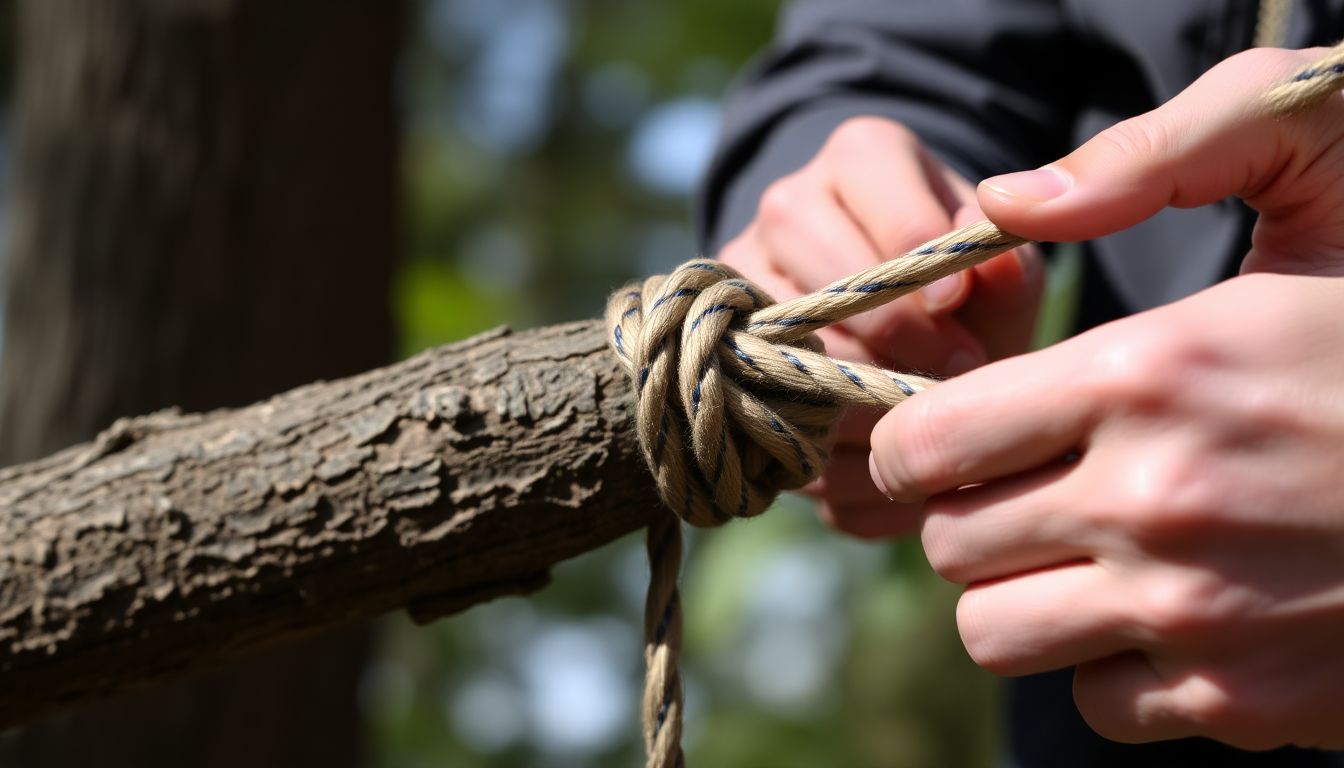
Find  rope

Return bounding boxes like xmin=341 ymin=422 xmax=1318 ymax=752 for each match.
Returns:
xmin=604 ymin=41 xmax=1344 ymax=768
xmin=1263 ymin=42 xmax=1344 ymax=114
xmin=1254 ymin=0 xmax=1292 ymax=49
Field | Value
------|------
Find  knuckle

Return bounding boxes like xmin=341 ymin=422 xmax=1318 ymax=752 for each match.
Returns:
xmin=1095 ymin=114 xmax=1178 ymax=166
xmin=1072 ymin=680 xmax=1139 ymax=743
xmin=878 ymin=219 xmax=947 ymax=253
xmin=828 ymin=116 xmax=915 ymax=156
xmin=825 ymin=117 xmax=948 ymax=253
xmin=919 ymin=502 xmax=972 ymax=583
xmin=955 ymin=589 xmax=1032 ymax=677
xmin=1171 ymin=677 xmax=1253 ymax=743
xmin=717 ymin=233 xmax=781 ymax=289
xmin=817 ymin=500 xmax=920 ymax=540
xmin=955 ymin=590 xmax=1007 ymax=673
xmin=1104 ymin=449 xmax=1222 ymax=540
xmin=716 ymin=235 xmax=751 ymax=270
xmin=1074 ymin=662 xmax=1271 ymax=747
xmin=1129 ymin=571 xmax=1237 ymax=641
xmin=1133 ymin=577 xmax=1202 ymax=638
xmin=1085 ymin=326 xmax=1205 ymax=412
xmin=757 ymin=175 xmax=807 ymax=227
xmin=913 ymin=494 xmax=978 ymax=586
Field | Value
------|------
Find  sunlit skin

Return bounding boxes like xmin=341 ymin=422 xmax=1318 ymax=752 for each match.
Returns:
xmin=869 ymin=47 xmax=1344 ymax=749
xmin=718 ymin=117 xmax=1043 ymax=540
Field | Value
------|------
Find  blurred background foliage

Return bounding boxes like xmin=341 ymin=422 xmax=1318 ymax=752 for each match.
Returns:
xmin=370 ymin=1 xmax=1003 ymax=766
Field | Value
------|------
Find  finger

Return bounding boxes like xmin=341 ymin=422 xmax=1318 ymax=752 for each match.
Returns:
xmin=805 ymin=119 xmax=992 ymax=369
xmin=951 ymin=205 xmax=1046 ymax=361
xmin=825 ymin=123 xmax=973 ymax=315
xmin=960 ymin=247 xmax=1045 ymax=360
xmin=1073 ymin=652 xmax=1227 ymax=745
xmin=829 ymin=120 xmax=963 ymax=256
xmin=921 ymin=460 xmax=1095 ymax=584
xmin=957 ymin=560 xmax=1133 ymax=677
xmin=815 ymin=441 xmax=922 ymax=539
xmin=832 ymin=406 xmax=882 ymax=448
xmin=719 ymin=244 xmax=892 ymax=373
xmin=913 ymin=176 xmax=982 ymax=315
xmin=816 ymin=326 xmax=887 ymax=368
xmin=869 ymin=346 xmax=1093 ymax=502
xmin=757 ymin=176 xmax=891 ymax=292
xmin=809 ymin=446 xmax=894 ymax=506
xmin=720 ymin=233 xmax=981 ymax=374
xmin=817 ymin=499 xmax=923 ymax=540
xmin=722 ymin=237 xmax=852 ymax=368
xmin=847 ymin=305 xmax=987 ymax=376
xmin=978 ymin=47 xmax=1340 ymax=243
xmin=792 ymin=272 xmax=989 ymax=375
xmin=755 ymin=180 xmax=986 ymax=373
xmin=938 ymin=162 xmax=980 ymax=209
xmin=718 ymin=229 xmax=805 ymax=303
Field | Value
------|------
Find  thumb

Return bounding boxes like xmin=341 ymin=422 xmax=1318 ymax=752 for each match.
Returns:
xmin=975 ymin=47 xmax=1335 ymax=243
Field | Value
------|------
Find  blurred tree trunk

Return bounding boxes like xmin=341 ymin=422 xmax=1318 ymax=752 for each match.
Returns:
xmin=0 ymin=0 xmax=401 ymax=766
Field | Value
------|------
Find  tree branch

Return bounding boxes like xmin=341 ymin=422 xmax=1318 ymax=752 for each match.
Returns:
xmin=0 ymin=320 xmax=658 ymax=729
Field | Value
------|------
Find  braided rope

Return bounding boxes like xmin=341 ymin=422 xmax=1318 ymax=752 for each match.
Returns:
xmin=604 ymin=41 xmax=1344 ymax=768
xmin=1253 ymin=0 xmax=1292 ymax=49
xmin=1263 ymin=41 xmax=1344 ymax=114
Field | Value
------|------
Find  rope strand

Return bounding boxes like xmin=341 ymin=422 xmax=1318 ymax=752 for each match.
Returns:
xmin=1253 ymin=0 xmax=1292 ymax=49
xmin=605 ymin=40 xmax=1344 ymax=768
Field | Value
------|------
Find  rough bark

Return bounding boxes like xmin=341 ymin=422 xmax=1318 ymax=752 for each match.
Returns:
xmin=0 ymin=0 xmax=400 ymax=763
xmin=0 ymin=320 xmax=659 ymax=731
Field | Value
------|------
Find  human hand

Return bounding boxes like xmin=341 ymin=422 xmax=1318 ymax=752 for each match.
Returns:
xmin=870 ymin=47 xmax=1344 ymax=749
xmin=719 ymin=117 xmax=1043 ymax=537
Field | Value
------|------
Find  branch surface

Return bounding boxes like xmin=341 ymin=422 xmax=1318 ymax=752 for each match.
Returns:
xmin=0 ymin=321 xmax=658 ymax=728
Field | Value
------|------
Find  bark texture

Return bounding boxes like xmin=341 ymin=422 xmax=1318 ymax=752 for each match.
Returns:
xmin=0 ymin=320 xmax=659 ymax=731
xmin=0 ymin=0 xmax=400 ymax=763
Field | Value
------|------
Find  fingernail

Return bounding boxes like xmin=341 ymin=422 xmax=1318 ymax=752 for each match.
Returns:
xmin=868 ymin=452 xmax=894 ymax=501
xmin=945 ymin=347 xmax=985 ymax=376
xmin=981 ymin=165 xmax=1072 ymax=203
xmin=1015 ymin=245 xmax=1043 ymax=283
xmin=920 ymin=273 xmax=962 ymax=312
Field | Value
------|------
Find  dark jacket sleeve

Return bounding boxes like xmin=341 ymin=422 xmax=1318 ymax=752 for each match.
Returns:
xmin=697 ymin=0 xmax=1082 ymax=254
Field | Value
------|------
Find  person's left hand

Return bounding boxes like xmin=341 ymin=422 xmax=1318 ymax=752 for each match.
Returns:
xmin=717 ymin=116 xmax=1043 ymax=539
xmin=869 ymin=46 xmax=1344 ymax=750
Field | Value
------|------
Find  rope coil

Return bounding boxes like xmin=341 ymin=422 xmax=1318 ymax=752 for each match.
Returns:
xmin=604 ymin=42 xmax=1344 ymax=768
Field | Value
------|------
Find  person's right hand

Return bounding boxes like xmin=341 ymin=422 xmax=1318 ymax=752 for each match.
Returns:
xmin=717 ymin=116 xmax=1044 ymax=538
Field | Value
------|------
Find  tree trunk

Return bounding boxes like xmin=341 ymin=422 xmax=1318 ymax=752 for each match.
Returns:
xmin=0 ymin=0 xmax=400 ymax=764
xmin=0 ymin=320 xmax=659 ymax=730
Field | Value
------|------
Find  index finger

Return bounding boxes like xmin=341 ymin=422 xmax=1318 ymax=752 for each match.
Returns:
xmin=869 ymin=339 xmax=1097 ymax=502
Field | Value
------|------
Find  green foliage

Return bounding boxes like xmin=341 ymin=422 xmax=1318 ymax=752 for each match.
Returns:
xmin=1033 ymin=244 xmax=1083 ymax=350
xmin=396 ymin=257 xmax=518 ymax=355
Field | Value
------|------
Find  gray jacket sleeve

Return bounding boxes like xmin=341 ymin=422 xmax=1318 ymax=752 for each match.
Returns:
xmin=697 ymin=0 xmax=1082 ymax=254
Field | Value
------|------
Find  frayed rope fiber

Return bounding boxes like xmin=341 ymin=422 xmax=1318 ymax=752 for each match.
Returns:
xmin=603 ymin=42 xmax=1344 ymax=768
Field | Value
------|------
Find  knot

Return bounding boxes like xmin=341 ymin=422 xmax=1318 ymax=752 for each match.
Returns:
xmin=605 ymin=259 xmax=933 ymax=527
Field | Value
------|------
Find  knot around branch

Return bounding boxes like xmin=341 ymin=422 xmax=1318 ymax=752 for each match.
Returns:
xmin=605 ymin=259 xmax=932 ymax=527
